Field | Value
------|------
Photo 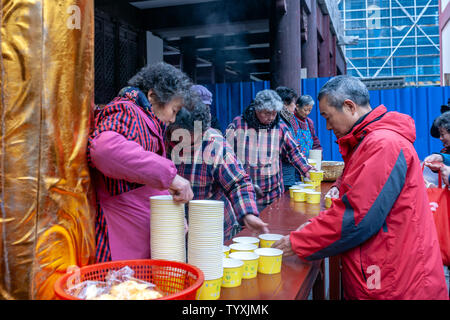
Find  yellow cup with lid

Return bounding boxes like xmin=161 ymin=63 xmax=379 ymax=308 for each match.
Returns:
xmin=229 ymin=251 xmax=259 ymax=279
xmin=310 ymin=170 xmax=324 ymax=182
xmin=222 ymin=258 xmax=244 ymax=288
xmin=254 ymin=248 xmax=283 ymax=274
xmin=306 ymin=191 xmax=321 ymax=204
xmin=258 ymin=233 xmax=284 ymax=248
xmin=196 ymin=277 xmax=222 ymax=300
xmin=292 ymin=189 xmax=306 ymax=202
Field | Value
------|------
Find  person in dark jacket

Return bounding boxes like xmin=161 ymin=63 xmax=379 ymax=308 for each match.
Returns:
xmin=430 ymin=100 xmax=450 ymax=154
xmin=424 ymin=110 xmax=450 ymax=185
xmin=276 ymin=86 xmax=299 ymax=189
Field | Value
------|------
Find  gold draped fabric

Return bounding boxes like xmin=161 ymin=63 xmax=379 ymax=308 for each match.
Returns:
xmin=0 ymin=0 xmax=95 ymax=299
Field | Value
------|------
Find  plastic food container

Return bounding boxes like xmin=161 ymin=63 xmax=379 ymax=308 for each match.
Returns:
xmin=229 ymin=251 xmax=259 ymax=279
xmin=222 ymin=258 xmax=244 ymax=288
xmin=254 ymin=248 xmax=283 ymax=274
xmin=258 ymin=234 xmax=284 ymax=248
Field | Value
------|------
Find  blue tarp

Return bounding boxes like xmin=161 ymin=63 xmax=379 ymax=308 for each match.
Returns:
xmin=203 ymin=78 xmax=450 ymax=161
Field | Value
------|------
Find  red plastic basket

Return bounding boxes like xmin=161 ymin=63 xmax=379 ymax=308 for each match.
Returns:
xmin=54 ymin=259 xmax=204 ymax=300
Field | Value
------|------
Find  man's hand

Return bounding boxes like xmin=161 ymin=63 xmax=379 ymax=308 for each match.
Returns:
xmin=272 ymin=235 xmax=295 ymax=257
xmin=424 ymin=154 xmax=444 ymax=171
xmin=325 ymin=186 xmax=339 ymax=199
xmin=169 ymin=174 xmax=194 ymax=203
xmin=243 ymin=214 xmax=269 ymax=235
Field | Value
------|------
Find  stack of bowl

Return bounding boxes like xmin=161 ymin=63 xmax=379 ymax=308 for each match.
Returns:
xmin=187 ymin=200 xmax=224 ymax=300
xmin=150 ymin=195 xmax=186 ymax=263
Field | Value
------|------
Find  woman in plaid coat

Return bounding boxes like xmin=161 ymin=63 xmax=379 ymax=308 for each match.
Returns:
xmin=226 ymin=89 xmax=312 ymax=210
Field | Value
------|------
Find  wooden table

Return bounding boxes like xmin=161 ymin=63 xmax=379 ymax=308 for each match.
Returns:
xmin=220 ymin=183 xmax=333 ymax=300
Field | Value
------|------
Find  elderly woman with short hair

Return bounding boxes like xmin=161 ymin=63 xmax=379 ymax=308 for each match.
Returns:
xmin=88 ymin=62 xmax=194 ymax=262
xmin=226 ymin=89 xmax=312 ymax=210
xmin=166 ymin=95 xmax=269 ymax=240
xmin=293 ymin=95 xmax=322 ymax=159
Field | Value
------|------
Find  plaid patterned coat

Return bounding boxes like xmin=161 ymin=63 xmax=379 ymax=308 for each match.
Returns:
xmin=88 ymin=91 xmax=176 ymax=262
xmin=171 ymin=128 xmax=260 ymax=240
xmin=226 ymin=114 xmax=312 ymax=207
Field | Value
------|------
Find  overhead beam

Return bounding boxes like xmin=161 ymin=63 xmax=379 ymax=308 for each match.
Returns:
xmin=166 ymin=33 xmax=269 ymax=50
xmin=141 ymin=0 xmax=269 ymax=31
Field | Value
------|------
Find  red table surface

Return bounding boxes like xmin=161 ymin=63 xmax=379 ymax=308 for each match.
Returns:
xmin=220 ymin=183 xmax=333 ymax=300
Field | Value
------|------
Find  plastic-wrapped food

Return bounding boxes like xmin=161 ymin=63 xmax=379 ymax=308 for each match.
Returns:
xmin=64 ymin=266 xmax=164 ymax=300
xmin=65 ymin=280 xmax=109 ymax=300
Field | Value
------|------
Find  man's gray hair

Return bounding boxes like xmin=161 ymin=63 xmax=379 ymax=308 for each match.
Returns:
xmin=433 ymin=111 xmax=450 ymax=133
xmin=128 ymin=62 xmax=192 ymax=105
xmin=318 ymin=75 xmax=370 ymax=110
xmin=297 ymin=95 xmax=315 ymax=109
xmin=253 ymin=89 xmax=283 ymax=112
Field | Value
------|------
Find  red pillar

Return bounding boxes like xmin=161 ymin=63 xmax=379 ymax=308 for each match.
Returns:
xmin=301 ymin=0 xmax=318 ymax=78
xmin=318 ymin=13 xmax=331 ymax=78
xmin=269 ymin=0 xmax=302 ymax=94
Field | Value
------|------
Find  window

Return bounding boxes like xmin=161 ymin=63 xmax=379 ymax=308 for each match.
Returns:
xmin=346 ymin=0 xmax=366 ymax=10
xmin=417 ymin=46 xmax=439 ymax=55
xmin=368 ymin=38 xmax=391 ymax=47
xmin=394 ymin=47 xmax=416 ymax=56
xmin=346 ymin=49 xmax=368 ymax=58
xmin=369 ymin=58 xmax=389 ymax=67
xmin=345 ymin=29 xmax=367 ymax=38
xmin=369 ymin=48 xmax=391 ymax=56
xmin=393 ymin=57 xmax=416 ymax=67
xmin=418 ymin=55 xmax=439 ymax=65
xmin=393 ymin=67 xmax=416 ymax=76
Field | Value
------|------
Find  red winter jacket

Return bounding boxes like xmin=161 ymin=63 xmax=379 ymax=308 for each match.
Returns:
xmin=290 ymin=105 xmax=449 ymax=300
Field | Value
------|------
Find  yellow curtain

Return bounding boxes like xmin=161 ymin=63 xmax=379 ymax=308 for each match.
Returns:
xmin=0 ymin=0 xmax=95 ymax=299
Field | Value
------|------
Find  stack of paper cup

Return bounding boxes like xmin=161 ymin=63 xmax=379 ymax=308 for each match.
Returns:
xmin=309 ymin=149 xmax=322 ymax=170
xmin=188 ymin=200 xmax=224 ymax=281
xmin=150 ymin=195 xmax=186 ymax=263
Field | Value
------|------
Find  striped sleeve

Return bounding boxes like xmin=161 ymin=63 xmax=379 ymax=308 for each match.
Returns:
xmin=210 ymin=138 xmax=260 ymax=224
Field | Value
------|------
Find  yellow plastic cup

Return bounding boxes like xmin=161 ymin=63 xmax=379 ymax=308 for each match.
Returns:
xmin=223 ymin=245 xmax=230 ymax=258
xmin=254 ymin=248 xmax=283 ymax=274
xmin=222 ymin=258 xmax=244 ymax=288
xmin=258 ymin=233 xmax=284 ymax=248
xmin=229 ymin=251 xmax=259 ymax=279
xmin=310 ymin=170 xmax=324 ymax=182
xmin=296 ymin=183 xmax=314 ymax=190
xmin=306 ymin=191 xmax=321 ymax=204
xmin=292 ymin=189 xmax=306 ymax=202
xmin=229 ymin=243 xmax=258 ymax=253
xmin=232 ymin=236 xmax=260 ymax=247
xmin=325 ymin=196 xmax=332 ymax=208
xmin=196 ymin=277 xmax=222 ymax=300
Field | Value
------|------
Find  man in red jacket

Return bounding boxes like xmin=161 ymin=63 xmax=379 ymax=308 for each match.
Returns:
xmin=273 ymin=76 xmax=449 ymax=300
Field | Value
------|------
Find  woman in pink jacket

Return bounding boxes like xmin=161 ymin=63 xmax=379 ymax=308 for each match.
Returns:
xmin=87 ymin=62 xmax=194 ymax=262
